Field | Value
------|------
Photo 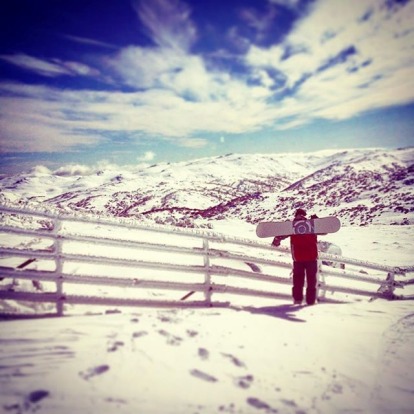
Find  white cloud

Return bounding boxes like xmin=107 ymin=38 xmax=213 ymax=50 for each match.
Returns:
xmin=110 ymin=46 xmax=182 ymax=89
xmin=62 ymin=34 xmax=118 ymax=50
xmin=111 ymin=40 xmax=268 ymax=105
xmin=268 ymin=0 xmax=303 ymax=9
xmin=53 ymin=164 xmax=94 ymax=176
xmin=0 ymin=70 xmax=282 ymax=153
xmin=63 ymin=61 xmax=100 ymax=77
xmin=138 ymin=151 xmax=156 ymax=161
xmin=1 ymin=0 xmax=413 ymax=155
xmin=246 ymin=0 xmax=414 ymax=127
xmin=29 ymin=165 xmax=52 ymax=175
xmin=177 ymin=138 xmax=208 ymax=148
xmin=0 ymin=54 xmax=71 ymax=77
xmin=0 ymin=53 xmax=100 ymax=78
xmin=239 ymin=4 xmax=277 ymax=44
xmin=0 ymin=84 xmax=104 ymax=152
xmin=133 ymin=0 xmax=197 ymax=51
xmin=110 ymin=46 xmax=223 ymax=102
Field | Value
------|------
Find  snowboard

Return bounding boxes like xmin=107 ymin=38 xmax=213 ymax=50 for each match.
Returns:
xmin=256 ymin=216 xmax=340 ymax=238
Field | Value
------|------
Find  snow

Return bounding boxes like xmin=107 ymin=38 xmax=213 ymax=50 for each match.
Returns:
xmin=0 ymin=146 xmax=413 ymax=413
xmin=1 ymin=220 xmax=413 ymax=414
xmin=1 ymin=299 xmax=413 ymax=413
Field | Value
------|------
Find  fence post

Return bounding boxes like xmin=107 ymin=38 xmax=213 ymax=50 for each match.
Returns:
xmin=317 ymin=264 xmax=327 ymax=300
xmin=203 ymin=238 xmax=212 ymax=306
xmin=377 ymin=271 xmax=396 ymax=299
xmin=53 ymin=217 xmax=64 ymax=316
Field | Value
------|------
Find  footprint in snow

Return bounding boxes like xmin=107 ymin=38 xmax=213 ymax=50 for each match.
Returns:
xmin=234 ymin=375 xmax=254 ymax=389
xmin=246 ymin=397 xmax=277 ymax=413
xmin=157 ymin=310 xmax=180 ymax=324
xmin=198 ymin=348 xmax=209 ymax=360
xmin=80 ymin=364 xmax=110 ymax=380
xmin=26 ymin=390 xmax=49 ymax=404
xmin=3 ymin=390 xmax=50 ymax=413
xmin=158 ymin=329 xmax=183 ymax=346
xmin=222 ymin=353 xmax=246 ymax=368
xmin=218 ymin=403 xmax=237 ymax=412
xmin=281 ymin=398 xmax=298 ymax=408
xmin=132 ymin=331 xmax=148 ymax=339
xmin=107 ymin=340 xmax=124 ymax=352
xmin=190 ymin=369 xmax=218 ymax=383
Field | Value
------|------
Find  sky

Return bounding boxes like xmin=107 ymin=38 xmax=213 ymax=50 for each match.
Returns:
xmin=0 ymin=0 xmax=413 ymax=175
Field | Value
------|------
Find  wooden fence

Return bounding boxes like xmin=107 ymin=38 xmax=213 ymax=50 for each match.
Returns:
xmin=0 ymin=204 xmax=412 ymax=316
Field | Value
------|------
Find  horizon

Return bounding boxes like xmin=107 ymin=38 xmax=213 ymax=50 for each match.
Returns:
xmin=1 ymin=0 xmax=414 ymax=176
xmin=1 ymin=145 xmax=412 ymax=178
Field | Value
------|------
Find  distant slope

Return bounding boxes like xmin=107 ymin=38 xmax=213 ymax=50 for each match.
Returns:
xmin=0 ymin=148 xmax=413 ymax=227
xmin=236 ymin=148 xmax=414 ymax=226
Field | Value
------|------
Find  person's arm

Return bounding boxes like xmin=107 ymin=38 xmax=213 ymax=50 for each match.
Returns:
xmin=272 ymin=235 xmax=288 ymax=247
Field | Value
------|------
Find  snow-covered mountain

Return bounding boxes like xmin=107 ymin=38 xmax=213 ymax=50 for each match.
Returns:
xmin=1 ymin=147 xmax=413 ymax=227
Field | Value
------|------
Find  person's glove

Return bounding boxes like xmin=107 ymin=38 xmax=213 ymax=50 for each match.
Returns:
xmin=272 ymin=237 xmax=281 ymax=247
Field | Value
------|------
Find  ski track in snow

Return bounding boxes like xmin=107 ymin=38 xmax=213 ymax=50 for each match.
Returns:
xmin=371 ymin=312 xmax=414 ymax=413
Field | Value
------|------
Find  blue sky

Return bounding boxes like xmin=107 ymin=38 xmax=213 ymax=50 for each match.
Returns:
xmin=0 ymin=0 xmax=413 ymax=175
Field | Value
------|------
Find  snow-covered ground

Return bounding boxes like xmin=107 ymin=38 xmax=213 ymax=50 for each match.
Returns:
xmin=1 ymin=300 xmax=413 ymax=414
xmin=1 ymin=221 xmax=413 ymax=414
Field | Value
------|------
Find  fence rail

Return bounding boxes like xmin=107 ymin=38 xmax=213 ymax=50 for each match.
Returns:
xmin=0 ymin=203 xmax=412 ymax=316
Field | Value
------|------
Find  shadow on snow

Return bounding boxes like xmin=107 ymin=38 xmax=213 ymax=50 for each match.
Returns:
xmin=236 ymin=304 xmax=308 ymax=323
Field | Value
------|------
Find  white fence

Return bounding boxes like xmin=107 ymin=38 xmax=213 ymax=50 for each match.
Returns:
xmin=0 ymin=204 xmax=413 ymax=316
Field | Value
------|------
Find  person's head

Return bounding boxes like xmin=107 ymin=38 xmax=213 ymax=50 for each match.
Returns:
xmin=294 ymin=208 xmax=307 ymax=218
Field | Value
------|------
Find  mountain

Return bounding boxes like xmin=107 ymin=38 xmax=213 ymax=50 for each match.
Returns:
xmin=1 ymin=148 xmax=413 ymax=227
xmin=233 ymin=148 xmax=414 ymax=226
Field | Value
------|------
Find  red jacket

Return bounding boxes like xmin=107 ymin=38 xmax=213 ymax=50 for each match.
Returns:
xmin=290 ymin=234 xmax=318 ymax=262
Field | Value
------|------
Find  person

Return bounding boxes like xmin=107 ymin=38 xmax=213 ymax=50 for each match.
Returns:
xmin=271 ymin=208 xmax=320 ymax=305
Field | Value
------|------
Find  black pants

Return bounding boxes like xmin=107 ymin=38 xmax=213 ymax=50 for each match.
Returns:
xmin=292 ymin=261 xmax=318 ymax=305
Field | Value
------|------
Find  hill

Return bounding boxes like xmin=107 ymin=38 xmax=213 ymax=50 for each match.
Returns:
xmin=0 ymin=147 xmax=413 ymax=227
